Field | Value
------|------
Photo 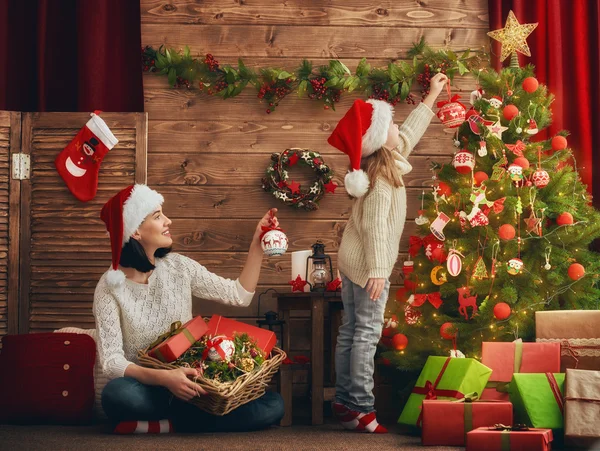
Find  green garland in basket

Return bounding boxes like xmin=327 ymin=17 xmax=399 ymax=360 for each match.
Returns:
xmin=261 ymin=148 xmax=337 ymax=212
xmin=175 ymin=333 xmax=265 ymax=383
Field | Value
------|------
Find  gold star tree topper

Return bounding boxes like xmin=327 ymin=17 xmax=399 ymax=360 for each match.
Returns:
xmin=487 ymin=10 xmax=538 ymax=61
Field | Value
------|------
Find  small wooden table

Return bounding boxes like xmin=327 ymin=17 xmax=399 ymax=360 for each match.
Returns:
xmin=276 ymin=291 xmax=343 ymax=425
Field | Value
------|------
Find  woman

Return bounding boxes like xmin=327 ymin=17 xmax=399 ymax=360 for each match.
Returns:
xmin=94 ymin=184 xmax=284 ymax=433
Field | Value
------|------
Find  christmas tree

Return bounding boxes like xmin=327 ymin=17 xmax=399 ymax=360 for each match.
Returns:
xmin=381 ymin=13 xmax=600 ymax=371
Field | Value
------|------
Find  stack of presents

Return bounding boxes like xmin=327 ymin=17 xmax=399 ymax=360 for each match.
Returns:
xmin=398 ymin=310 xmax=600 ymax=450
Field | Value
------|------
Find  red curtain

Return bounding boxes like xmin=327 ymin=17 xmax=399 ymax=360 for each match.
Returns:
xmin=488 ymin=0 xmax=600 ymax=203
xmin=0 ymin=0 xmax=143 ymax=112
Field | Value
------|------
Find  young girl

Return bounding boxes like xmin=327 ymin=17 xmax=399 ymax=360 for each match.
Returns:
xmin=94 ymin=184 xmax=284 ymax=433
xmin=327 ymin=73 xmax=448 ymax=433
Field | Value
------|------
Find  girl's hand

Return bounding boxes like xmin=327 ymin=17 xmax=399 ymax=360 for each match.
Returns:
xmin=429 ymin=73 xmax=448 ymax=98
xmin=253 ymin=208 xmax=278 ymax=244
xmin=365 ymin=278 xmax=386 ymax=301
xmin=161 ymin=367 xmax=206 ymax=401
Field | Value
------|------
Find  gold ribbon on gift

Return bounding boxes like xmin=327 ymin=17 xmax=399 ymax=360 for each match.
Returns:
xmin=149 ymin=321 xmax=199 ymax=362
xmin=485 ymin=339 xmax=523 ymax=394
xmin=452 ymin=392 xmax=479 ymax=437
xmin=489 ymin=424 xmax=529 ymax=451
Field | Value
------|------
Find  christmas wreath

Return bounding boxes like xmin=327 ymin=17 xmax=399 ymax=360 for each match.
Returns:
xmin=175 ymin=333 xmax=265 ymax=383
xmin=261 ymin=148 xmax=337 ymax=211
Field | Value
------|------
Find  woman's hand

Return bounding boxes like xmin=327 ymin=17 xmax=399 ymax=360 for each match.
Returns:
xmin=253 ymin=208 xmax=279 ymax=244
xmin=365 ymin=278 xmax=386 ymax=301
xmin=161 ymin=367 xmax=207 ymax=401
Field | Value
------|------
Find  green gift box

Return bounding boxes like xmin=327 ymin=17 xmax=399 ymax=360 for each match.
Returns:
xmin=398 ymin=356 xmax=492 ymax=427
xmin=510 ymin=373 xmax=565 ymax=430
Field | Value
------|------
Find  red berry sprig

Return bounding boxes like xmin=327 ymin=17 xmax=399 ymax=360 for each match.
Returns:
xmin=416 ymin=62 xmax=449 ymax=99
xmin=204 ymin=53 xmax=219 ymax=72
xmin=257 ymin=78 xmax=293 ymax=113
xmin=307 ymin=76 xmax=341 ymax=109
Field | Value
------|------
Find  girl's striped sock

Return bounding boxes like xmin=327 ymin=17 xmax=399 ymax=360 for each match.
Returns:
xmin=113 ymin=419 xmax=174 ymax=434
xmin=332 ymin=402 xmax=388 ymax=434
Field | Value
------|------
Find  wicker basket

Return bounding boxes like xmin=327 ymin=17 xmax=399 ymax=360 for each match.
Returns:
xmin=137 ymin=346 xmax=286 ymax=416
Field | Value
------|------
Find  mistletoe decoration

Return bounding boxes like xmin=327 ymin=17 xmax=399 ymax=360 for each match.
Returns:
xmin=262 ymin=148 xmax=336 ymax=211
xmin=175 ymin=333 xmax=265 ymax=383
xmin=141 ymin=38 xmax=484 ymax=113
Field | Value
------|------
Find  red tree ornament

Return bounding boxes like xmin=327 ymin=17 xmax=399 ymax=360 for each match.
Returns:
xmin=522 ymin=77 xmax=539 ymax=93
xmin=514 ymin=157 xmax=530 ymax=170
xmin=557 ymin=212 xmax=574 ymax=226
xmin=568 ymin=263 xmax=585 ymax=281
xmin=503 ymin=104 xmax=519 ymax=120
xmin=474 ymin=171 xmax=489 ymax=186
xmin=392 ymin=333 xmax=409 ymax=350
xmin=493 ymin=302 xmax=511 ymax=320
xmin=551 ymin=136 xmax=568 ymax=151
xmin=436 ymin=182 xmax=452 ymax=197
xmin=440 ymin=322 xmax=456 ymax=340
xmin=499 ymin=224 xmax=516 ymax=240
xmin=437 ymin=90 xmax=466 ymax=128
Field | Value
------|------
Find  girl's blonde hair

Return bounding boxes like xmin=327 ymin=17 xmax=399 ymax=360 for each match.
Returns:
xmin=360 ymin=146 xmax=403 ymax=190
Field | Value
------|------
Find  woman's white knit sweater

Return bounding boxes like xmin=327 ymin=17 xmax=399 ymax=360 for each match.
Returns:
xmin=93 ymin=252 xmax=254 ymax=380
xmin=338 ymin=102 xmax=435 ymax=288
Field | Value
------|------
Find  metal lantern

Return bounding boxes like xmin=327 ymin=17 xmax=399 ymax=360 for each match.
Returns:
xmin=305 ymin=241 xmax=333 ymax=292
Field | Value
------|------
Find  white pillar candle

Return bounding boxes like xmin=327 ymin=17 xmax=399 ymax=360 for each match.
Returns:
xmin=291 ymin=250 xmax=312 ymax=292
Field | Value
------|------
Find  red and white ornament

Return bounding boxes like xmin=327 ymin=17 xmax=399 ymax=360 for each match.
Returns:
xmin=437 ymin=95 xmax=466 ymax=128
xmin=384 ymin=314 xmax=399 ymax=330
xmin=452 ymin=150 xmax=475 ymax=174
xmin=261 ymin=229 xmax=288 ymax=256
xmin=532 ymin=169 xmax=550 ymax=188
xmin=205 ymin=336 xmax=235 ymax=362
xmin=446 ymin=248 xmax=463 ymax=277
xmin=526 ymin=119 xmax=538 ymax=135
xmin=404 ymin=304 xmax=422 ymax=325
xmin=478 ymin=141 xmax=488 ymax=157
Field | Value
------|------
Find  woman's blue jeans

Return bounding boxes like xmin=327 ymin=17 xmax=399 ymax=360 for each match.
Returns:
xmin=102 ymin=376 xmax=284 ymax=432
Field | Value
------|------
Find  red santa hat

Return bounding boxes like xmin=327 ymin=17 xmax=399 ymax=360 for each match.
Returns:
xmin=100 ymin=184 xmax=164 ymax=286
xmin=327 ymin=99 xmax=393 ymax=198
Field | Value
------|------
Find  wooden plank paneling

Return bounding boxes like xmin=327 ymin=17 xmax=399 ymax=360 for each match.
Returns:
xmin=143 ymin=82 xmax=478 ymax=121
xmin=141 ymin=24 xmax=488 ymax=58
xmin=19 ymin=113 xmax=149 ymax=333
xmin=146 ymin=153 xmax=437 ymax=187
xmin=0 ymin=111 xmax=20 ymax=343
xmin=141 ymin=0 xmax=489 ymax=28
xmin=146 ymin=119 xmax=463 ymax=156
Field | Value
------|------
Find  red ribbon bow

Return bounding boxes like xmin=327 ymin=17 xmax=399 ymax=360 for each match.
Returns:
xmin=201 ymin=336 xmax=230 ymax=361
xmin=482 ymin=197 xmax=506 ymax=216
xmin=259 ymin=210 xmax=284 ymax=240
xmin=560 ymin=339 xmax=600 ymax=368
xmin=437 ymin=94 xmax=465 ymax=109
xmin=412 ymin=292 xmax=443 ymax=309
xmin=408 ymin=236 xmax=425 ymax=257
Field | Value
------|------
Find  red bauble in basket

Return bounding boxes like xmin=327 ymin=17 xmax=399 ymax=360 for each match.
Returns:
xmin=452 ymin=150 xmax=475 ymax=174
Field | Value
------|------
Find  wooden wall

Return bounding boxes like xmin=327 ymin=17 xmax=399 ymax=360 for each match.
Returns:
xmin=140 ymin=0 xmax=489 ymax=409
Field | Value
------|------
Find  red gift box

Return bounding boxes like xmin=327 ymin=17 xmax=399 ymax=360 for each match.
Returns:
xmin=0 ymin=333 xmax=96 ymax=424
xmin=207 ymin=315 xmax=276 ymax=357
xmin=422 ymin=399 xmax=513 ymax=446
xmin=467 ymin=427 xmax=553 ymax=451
xmin=481 ymin=340 xmax=560 ymax=401
xmin=148 ymin=317 xmax=209 ymax=362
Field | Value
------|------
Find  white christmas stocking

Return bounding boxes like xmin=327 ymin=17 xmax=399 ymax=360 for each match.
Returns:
xmin=430 ymin=212 xmax=450 ymax=241
xmin=54 ymin=112 xmax=118 ymax=202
